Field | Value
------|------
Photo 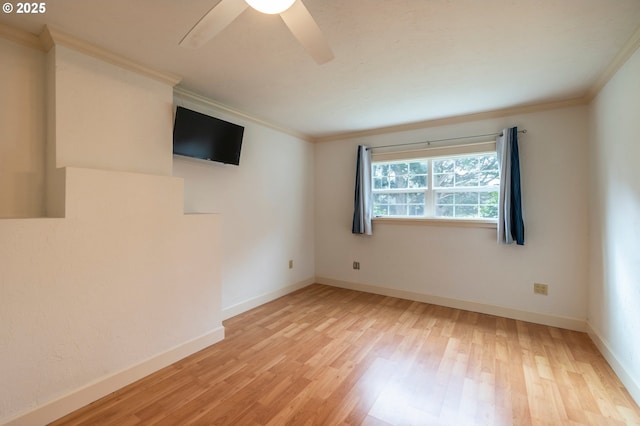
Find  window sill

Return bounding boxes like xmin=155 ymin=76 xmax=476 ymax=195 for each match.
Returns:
xmin=373 ymin=217 xmax=497 ymax=229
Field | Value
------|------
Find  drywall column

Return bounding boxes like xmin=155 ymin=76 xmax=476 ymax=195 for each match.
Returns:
xmin=50 ymin=45 xmax=174 ymax=175
xmin=0 ymin=37 xmax=46 ymax=218
xmin=588 ymin=46 xmax=640 ymax=404
xmin=1 ymin=27 xmax=223 ymax=424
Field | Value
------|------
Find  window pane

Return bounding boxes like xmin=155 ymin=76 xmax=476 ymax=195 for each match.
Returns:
xmin=409 ymin=162 xmax=427 ymax=174
xmin=478 ymin=154 xmax=498 ymax=170
xmin=454 ymin=170 xmax=479 ymax=187
xmin=436 ymin=205 xmax=454 ymax=217
xmin=477 ymin=155 xmax=499 ymax=185
xmin=372 ymin=160 xmax=428 ymax=218
xmin=452 ymin=153 xmax=498 ymax=217
xmin=391 ymin=193 xmax=406 ymax=204
xmin=390 ymin=163 xmax=408 ymax=175
xmin=479 ymin=191 xmax=498 ymax=219
xmin=480 ymin=205 xmax=498 ymax=218
xmin=373 ymin=205 xmax=388 ymax=216
xmin=479 ymin=191 xmax=498 ymax=204
xmin=374 ymin=193 xmax=389 ymax=204
xmin=479 ymin=172 xmax=496 ymax=186
xmin=408 ymin=205 xmax=424 ymax=216
xmin=373 ymin=177 xmax=388 ymax=190
xmin=373 ymin=164 xmax=388 ymax=177
xmin=385 ymin=193 xmax=396 ymax=204
xmin=478 ymin=170 xmax=499 ymax=186
xmin=433 ymin=159 xmax=454 ymax=173
xmin=436 ymin=192 xmax=454 ymax=205
xmin=389 ymin=205 xmax=407 ymax=216
xmin=390 ymin=174 xmax=408 ymax=189
xmin=455 ymin=192 xmax=479 ymax=204
xmin=372 ymin=154 xmax=497 ymax=219
xmin=456 ymin=206 xmax=478 ymax=218
xmin=409 ymin=175 xmax=427 ymax=188
xmin=406 ymin=192 xmax=425 ymax=204
xmin=434 ymin=173 xmax=454 ymax=188
xmin=456 ymin=157 xmax=478 ymax=173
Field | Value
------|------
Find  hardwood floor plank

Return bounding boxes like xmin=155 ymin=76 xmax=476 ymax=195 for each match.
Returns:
xmin=49 ymin=284 xmax=640 ymax=425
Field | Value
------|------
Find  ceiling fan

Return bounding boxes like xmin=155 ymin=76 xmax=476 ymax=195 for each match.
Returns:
xmin=180 ymin=0 xmax=334 ymax=64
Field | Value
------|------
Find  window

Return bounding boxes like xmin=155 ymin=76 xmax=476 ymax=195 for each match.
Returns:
xmin=372 ymin=160 xmax=428 ymax=217
xmin=372 ymin=147 xmax=499 ymax=220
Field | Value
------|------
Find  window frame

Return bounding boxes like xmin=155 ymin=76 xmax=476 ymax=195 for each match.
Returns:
xmin=371 ymin=141 xmax=499 ymax=228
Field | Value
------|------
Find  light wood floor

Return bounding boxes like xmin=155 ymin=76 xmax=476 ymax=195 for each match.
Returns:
xmin=51 ymin=284 xmax=640 ymax=425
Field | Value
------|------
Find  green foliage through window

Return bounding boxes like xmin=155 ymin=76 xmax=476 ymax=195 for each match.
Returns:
xmin=372 ymin=152 xmax=499 ymax=220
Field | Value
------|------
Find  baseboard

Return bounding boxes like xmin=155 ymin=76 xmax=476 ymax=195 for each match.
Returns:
xmin=316 ymin=277 xmax=586 ymax=332
xmin=222 ymin=277 xmax=315 ymax=320
xmin=587 ymin=323 xmax=640 ymax=406
xmin=4 ymin=326 xmax=225 ymax=426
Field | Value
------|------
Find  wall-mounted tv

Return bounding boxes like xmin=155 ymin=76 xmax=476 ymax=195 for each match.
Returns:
xmin=173 ymin=106 xmax=244 ymax=165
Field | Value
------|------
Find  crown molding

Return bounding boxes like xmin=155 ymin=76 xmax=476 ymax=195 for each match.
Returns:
xmin=39 ymin=25 xmax=182 ymax=87
xmin=586 ymin=23 xmax=640 ymax=101
xmin=313 ymin=97 xmax=588 ymax=143
xmin=311 ymin=24 xmax=640 ymax=143
xmin=174 ymin=86 xmax=314 ymax=143
xmin=4 ymin=19 xmax=637 ymax=144
xmin=0 ymin=23 xmax=45 ymax=51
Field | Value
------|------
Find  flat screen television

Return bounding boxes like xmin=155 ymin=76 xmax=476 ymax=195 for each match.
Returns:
xmin=173 ymin=106 xmax=244 ymax=165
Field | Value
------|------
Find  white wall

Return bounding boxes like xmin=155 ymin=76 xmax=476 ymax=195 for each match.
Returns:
xmin=0 ymin=168 xmax=221 ymax=424
xmin=52 ymin=45 xmax=174 ymax=176
xmin=315 ymin=106 xmax=590 ymax=327
xmin=172 ymin=95 xmax=315 ymax=316
xmin=588 ymin=46 xmax=640 ymax=403
xmin=0 ymin=38 xmax=45 ymax=218
xmin=0 ymin=32 xmax=222 ymax=424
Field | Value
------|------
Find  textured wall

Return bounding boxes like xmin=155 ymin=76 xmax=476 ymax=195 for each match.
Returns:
xmin=172 ymin=95 xmax=316 ymax=314
xmin=588 ymin=46 xmax=640 ymax=403
xmin=0 ymin=38 xmax=45 ymax=218
xmin=52 ymin=45 xmax=174 ymax=176
xmin=315 ymin=106 xmax=590 ymax=323
xmin=0 ymin=33 xmax=222 ymax=424
xmin=0 ymin=168 xmax=221 ymax=423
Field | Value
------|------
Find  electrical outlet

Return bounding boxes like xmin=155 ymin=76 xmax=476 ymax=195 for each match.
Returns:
xmin=533 ymin=283 xmax=548 ymax=295
xmin=289 ymin=259 xmax=293 ymax=269
xmin=353 ymin=261 xmax=360 ymax=270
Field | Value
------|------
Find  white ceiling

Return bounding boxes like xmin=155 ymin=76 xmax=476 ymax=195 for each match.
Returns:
xmin=2 ymin=0 xmax=640 ymax=139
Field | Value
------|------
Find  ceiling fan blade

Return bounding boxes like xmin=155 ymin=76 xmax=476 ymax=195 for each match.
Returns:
xmin=280 ymin=0 xmax=334 ymax=64
xmin=180 ymin=0 xmax=249 ymax=48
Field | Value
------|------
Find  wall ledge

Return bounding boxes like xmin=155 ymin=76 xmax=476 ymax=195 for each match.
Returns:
xmin=316 ymin=277 xmax=587 ymax=332
xmin=3 ymin=326 xmax=225 ymax=426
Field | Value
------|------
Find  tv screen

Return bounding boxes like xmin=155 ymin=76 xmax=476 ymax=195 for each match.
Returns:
xmin=173 ymin=106 xmax=244 ymax=165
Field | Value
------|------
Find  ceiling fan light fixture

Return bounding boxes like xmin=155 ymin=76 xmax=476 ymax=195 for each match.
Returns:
xmin=245 ymin=0 xmax=295 ymax=14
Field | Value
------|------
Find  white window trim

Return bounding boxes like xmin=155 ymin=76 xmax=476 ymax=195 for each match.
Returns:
xmin=372 ymin=141 xmax=496 ymax=162
xmin=373 ymin=216 xmax=497 ymax=228
xmin=371 ymin=140 xmax=499 ymax=227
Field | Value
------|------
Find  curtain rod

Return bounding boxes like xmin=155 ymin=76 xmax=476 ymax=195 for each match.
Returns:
xmin=367 ymin=129 xmax=527 ymax=151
